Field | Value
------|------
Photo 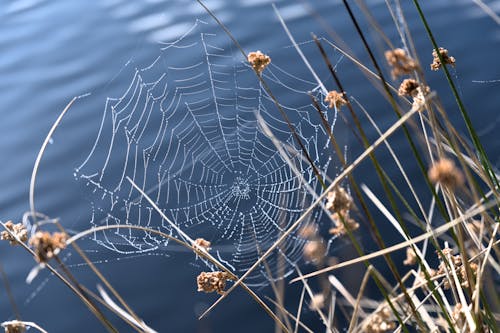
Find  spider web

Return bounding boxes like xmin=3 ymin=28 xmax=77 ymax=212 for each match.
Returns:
xmin=75 ymin=19 xmax=342 ymax=286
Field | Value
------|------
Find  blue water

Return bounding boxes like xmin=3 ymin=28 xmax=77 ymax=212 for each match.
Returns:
xmin=1 ymin=0 xmax=499 ymax=332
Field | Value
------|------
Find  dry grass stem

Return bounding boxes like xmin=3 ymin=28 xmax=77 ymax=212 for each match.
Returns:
xmin=273 ymin=4 xmax=328 ymax=94
xmin=29 ymin=97 xmax=79 ymax=223
xmin=96 ymin=285 xmax=158 ymax=333
xmin=265 ymin=295 xmax=315 ymax=333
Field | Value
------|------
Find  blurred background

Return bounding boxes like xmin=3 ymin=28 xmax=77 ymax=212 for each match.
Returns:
xmin=0 ymin=0 xmax=498 ymax=331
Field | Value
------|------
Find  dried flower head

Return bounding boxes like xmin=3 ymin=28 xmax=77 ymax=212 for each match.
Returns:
xmin=2 ymin=320 xmax=26 ymax=333
xmin=247 ymin=51 xmax=271 ymax=74
xmin=398 ymin=79 xmax=420 ymax=97
xmin=365 ymin=307 xmax=396 ymax=333
xmin=418 ymin=268 xmax=437 ymax=286
xmin=436 ymin=249 xmax=479 ymax=289
xmin=428 ymin=158 xmax=464 ymax=189
xmin=327 ymin=256 xmax=339 ymax=266
xmin=451 ymin=303 xmax=466 ymax=329
xmin=325 ymin=186 xmax=353 ymax=213
xmin=431 ymin=47 xmax=455 ymax=71
xmin=29 ymin=231 xmax=67 ymax=263
xmin=196 ymin=271 xmax=234 ymax=295
xmin=194 ymin=238 xmax=211 ymax=251
xmin=324 ymin=90 xmax=347 ymax=110
xmin=403 ymin=247 xmax=417 ymax=266
xmin=437 ymin=247 xmax=454 ymax=259
xmin=398 ymin=79 xmax=431 ymax=110
xmin=385 ymin=48 xmax=419 ymax=79
xmin=1 ymin=221 xmax=28 ymax=246
xmin=309 ymin=293 xmax=325 ymax=311
xmin=412 ymin=85 xmax=431 ymax=109
xmin=329 ymin=210 xmax=359 ymax=236
xmin=303 ymin=240 xmax=326 ymax=263
xmin=298 ymin=224 xmax=317 ymax=240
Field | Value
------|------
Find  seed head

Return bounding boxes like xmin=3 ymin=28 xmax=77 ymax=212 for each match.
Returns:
xmin=451 ymin=303 xmax=466 ymax=329
xmin=412 ymin=86 xmax=431 ymax=110
xmin=436 ymin=249 xmax=478 ymax=289
xmin=298 ymin=224 xmax=317 ymax=240
xmin=329 ymin=210 xmax=359 ymax=236
xmin=309 ymin=293 xmax=325 ymax=310
xmin=437 ymin=247 xmax=454 ymax=260
xmin=2 ymin=320 xmax=26 ymax=333
xmin=431 ymin=47 xmax=455 ymax=71
xmin=418 ymin=268 xmax=437 ymax=285
xmin=324 ymin=90 xmax=347 ymax=110
xmin=385 ymin=48 xmax=418 ymax=79
xmin=428 ymin=158 xmax=464 ymax=189
xmin=1 ymin=221 xmax=28 ymax=246
xmin=365 ymin=307 xmax=396 ymax=333
xmin=29 ymin=231 xmax=67 ymax=263
xmin=196 ymin=271 xmax=234 ymax=295
xmin=325 ymin=186 xmax=353 ymax=212
xmin=194 ymin=238 xmax=211 ymax=252
xmin=403 ymin=247 xmax=418 ymax=266
xmin=398 ymin=79 xmax=431 ymax=110
xmin=303 ymin=240 xmax=326 ymax=263
xmin=398 ymin=79 xmax=420 ymax=97
xmin=247 ymin=51 xmax=271 ymax=74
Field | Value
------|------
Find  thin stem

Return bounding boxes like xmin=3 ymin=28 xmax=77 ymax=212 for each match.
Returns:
xmin=0 ymin=262 xmax=21 ymax=320
xmin=412 ymin=0 xmax=500 ymax=193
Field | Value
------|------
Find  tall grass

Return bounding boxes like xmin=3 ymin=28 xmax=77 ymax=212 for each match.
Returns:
xmin=1 ymin=1 xmax=499 ymax=332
